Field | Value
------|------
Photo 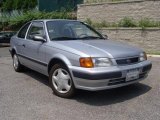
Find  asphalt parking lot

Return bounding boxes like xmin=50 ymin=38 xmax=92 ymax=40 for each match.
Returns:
xmin=0 ymin=47 xmax=160 ymax=120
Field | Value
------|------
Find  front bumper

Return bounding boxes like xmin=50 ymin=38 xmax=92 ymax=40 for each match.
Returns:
xmin=69 ymin=60 xmax=152 ymax=91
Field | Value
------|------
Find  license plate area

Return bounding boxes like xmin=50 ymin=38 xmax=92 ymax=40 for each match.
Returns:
xmin=126 ymin=69 xmax=139 ymax=82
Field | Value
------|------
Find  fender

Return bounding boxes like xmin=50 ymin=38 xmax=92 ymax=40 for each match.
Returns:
xmin=49 ymin=53 xmax=72 ymax=66
xmin=9 ymin=46 xmax=17 ymax=57
xmin=47 ymin=53 xmax=73 ymax=74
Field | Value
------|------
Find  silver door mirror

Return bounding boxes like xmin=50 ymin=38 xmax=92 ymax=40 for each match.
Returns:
xmin=31 ymin=35 xmax=46 ymax=42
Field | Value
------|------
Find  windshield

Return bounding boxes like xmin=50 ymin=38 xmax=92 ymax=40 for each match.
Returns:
xmin=46 ymin=20 xmax=104 ymax=41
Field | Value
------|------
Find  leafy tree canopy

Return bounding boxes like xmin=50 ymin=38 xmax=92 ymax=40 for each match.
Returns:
xmin=1 ymin=0 xmax=37 ymax=11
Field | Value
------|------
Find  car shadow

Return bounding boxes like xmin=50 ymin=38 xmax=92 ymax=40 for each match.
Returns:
xmin=74 ymin=83 xmax=151 ymax=106
xmin=24 ymin=69 xmax=50 ymax=87
xmin=23 ymin=69 xmax=151 ymax=106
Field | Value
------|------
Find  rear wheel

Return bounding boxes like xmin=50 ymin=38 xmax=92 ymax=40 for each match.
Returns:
xmin=49 ymin=63 xmax=75 ymax=98
xmin=13 ymin=53 xmax=24 ymax=72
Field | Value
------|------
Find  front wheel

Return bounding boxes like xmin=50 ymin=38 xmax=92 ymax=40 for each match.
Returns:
xmin=49 ymin=64 xmax=75 ymax=98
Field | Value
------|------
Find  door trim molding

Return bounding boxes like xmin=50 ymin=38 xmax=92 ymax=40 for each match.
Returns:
xmin=17 ymin=54 xmax=47 ymax=67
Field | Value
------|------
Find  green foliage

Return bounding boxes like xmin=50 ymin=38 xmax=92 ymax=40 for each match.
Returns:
xmin=118 ymin=17 xmax=137 ymax=27
xmin=13 ymin=0 xmax=21 ymax=10
xmin=2 ymin=0 xmax=37 ymax=11
xmin=85 ymin=17 xmax=160 ymax=28
xmin=85 ymin=19 xmax=109 ymax=28
xmin=85 ymin=0 xmax=126 ymax=3
xmin=0 ymin=24 xmax=2 ymax=31
xmin=85 ymin=18 xmax=93 ymax=25
xmin=0 ymin=10 xmax=76 ymax=31
xmin=146 ymin=51 xmax=160 ymax=55
xmin=138 ymin=18 xmax=160 ymax=28
xmin=2 ymin=0 xmax=13 ymax=11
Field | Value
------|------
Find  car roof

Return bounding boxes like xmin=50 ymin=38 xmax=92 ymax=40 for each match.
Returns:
xmin=32 ymin=19 xmax=80 ymax=23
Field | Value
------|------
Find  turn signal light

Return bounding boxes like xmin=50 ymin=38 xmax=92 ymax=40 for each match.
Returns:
xmin=79 ymin=57 xmax=94 ymax=68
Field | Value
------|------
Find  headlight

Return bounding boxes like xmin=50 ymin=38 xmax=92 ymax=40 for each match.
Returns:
xmin=93 ymin=58 xmax=112 ymax=67
xmin=79 ymin=57 xmax=112 ymax=68
xmin=139 ymin=52 xmax=147 ymax=61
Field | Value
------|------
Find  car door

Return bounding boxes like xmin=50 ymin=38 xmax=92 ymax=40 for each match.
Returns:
xmin=22 ymin=21 xmax=47 ymax=75
xmin=14 ymin=22 xmax=31 ymax=64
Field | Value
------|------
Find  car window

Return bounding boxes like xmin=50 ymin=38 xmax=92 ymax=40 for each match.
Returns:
xmin=17 ymin=22 xmax=31 ymax=38
xmin=70 ymin=24 xmax=98 ymax=38
xmin=26 ymin=22 xmax=44 ymax=40
xmin=47 ymin=22 xmax=61 ymax=40
xmin=46 ymin=21 xmax=104 ymax=41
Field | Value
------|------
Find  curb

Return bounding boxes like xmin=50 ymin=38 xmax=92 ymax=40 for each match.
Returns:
xmin=0 ymin=43 xmax=10 ymax=47
xmin=147 ymin=54 xmax=160 ymax=58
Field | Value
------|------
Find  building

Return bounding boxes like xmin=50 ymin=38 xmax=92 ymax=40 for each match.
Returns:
xmin=38 ymin=0 xmax=83 ymax=12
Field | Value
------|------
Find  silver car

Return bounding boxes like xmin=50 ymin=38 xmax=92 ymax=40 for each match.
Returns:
xmin=9 ymin=19 xmax=152 ymax=98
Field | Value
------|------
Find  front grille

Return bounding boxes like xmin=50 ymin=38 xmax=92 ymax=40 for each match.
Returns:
xmin=108 ymin=73 xmax=146 ymax=86
xmin=116 ymin=57 xmax=139 ymax=65
xmin=108 ymin=78 xmax=125 ymax=85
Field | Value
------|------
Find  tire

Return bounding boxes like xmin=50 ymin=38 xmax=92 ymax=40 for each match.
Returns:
xmin=12 ymin=53 xmax=24 ymax=72
xmin=49 ymin=63 xmax=75 ymax=98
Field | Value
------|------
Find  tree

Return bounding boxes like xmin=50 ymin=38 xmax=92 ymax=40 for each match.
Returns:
xmin=13 ymin=0 xmax=23 ymax=10
xmin=2 ymin=0 xmax=37 ymax=11
xmin=2 ymin=0 xmax=14 ymax=11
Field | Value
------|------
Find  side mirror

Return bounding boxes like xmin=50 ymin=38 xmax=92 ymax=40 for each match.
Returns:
xmin=103 ymin=34 xmax=108 ymax=39
xmin=31 ymin=35 xmax=46 ymax=42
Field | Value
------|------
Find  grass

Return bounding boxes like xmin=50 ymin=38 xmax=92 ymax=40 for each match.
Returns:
xmin=84 ymin=17 xmax=160 ymax=28
xmin=118 ymin=17 xmax=137 ymax=27
xmin=139 ymin=18 xmax=160 ymax=28
xmin=146 ymin=51 xmax=160 ymax=55
xmin=85 ymin=0 xmax=125 ymax=3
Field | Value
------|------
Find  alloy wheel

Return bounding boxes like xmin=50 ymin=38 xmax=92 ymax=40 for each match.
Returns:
xmin=52 ymin=68 xmax=71 ymax=93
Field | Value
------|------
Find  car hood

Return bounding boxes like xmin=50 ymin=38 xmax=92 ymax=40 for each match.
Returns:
xmin=52 ymin=40 xmax=142 ymax=58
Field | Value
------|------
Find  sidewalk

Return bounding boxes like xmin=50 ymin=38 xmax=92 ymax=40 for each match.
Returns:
xmin=147 ymin=54 xmax=160 ymax=58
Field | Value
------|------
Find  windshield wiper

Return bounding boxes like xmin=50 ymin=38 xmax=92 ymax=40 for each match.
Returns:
xmin=52 ymin=37 xmax=77 ymax=40
xmin=79 ymin=36 xmax=104 ymax=40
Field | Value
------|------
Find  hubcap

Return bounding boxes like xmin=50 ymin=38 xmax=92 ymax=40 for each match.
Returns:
xmin=52 ymin=68 xmax=71 ymax=93
xmin=13 ymin=55 xmax=19 ymax=70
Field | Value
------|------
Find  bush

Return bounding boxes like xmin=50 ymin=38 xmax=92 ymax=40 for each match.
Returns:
xmin=138 ymin=18 xmax=160 ymax=28
xmin=0 ymin=24 xmax=2 ymax=31
xmin=2 ymin=0 xmax=37 ymax=11
xmin=1 ymin=10 xmax=76 ymax=31
xmin=84 ymin=17 xmax=160 ymax=28
xmin=99 ymin=20 xmax=109 ymax=28
xmin=84 ymin=18 xmax=93 ymax=25
xmin=118 ymin=17 xmax=137 ymax=27
xmin=85 ymin=19 xmax=111 ymax=28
